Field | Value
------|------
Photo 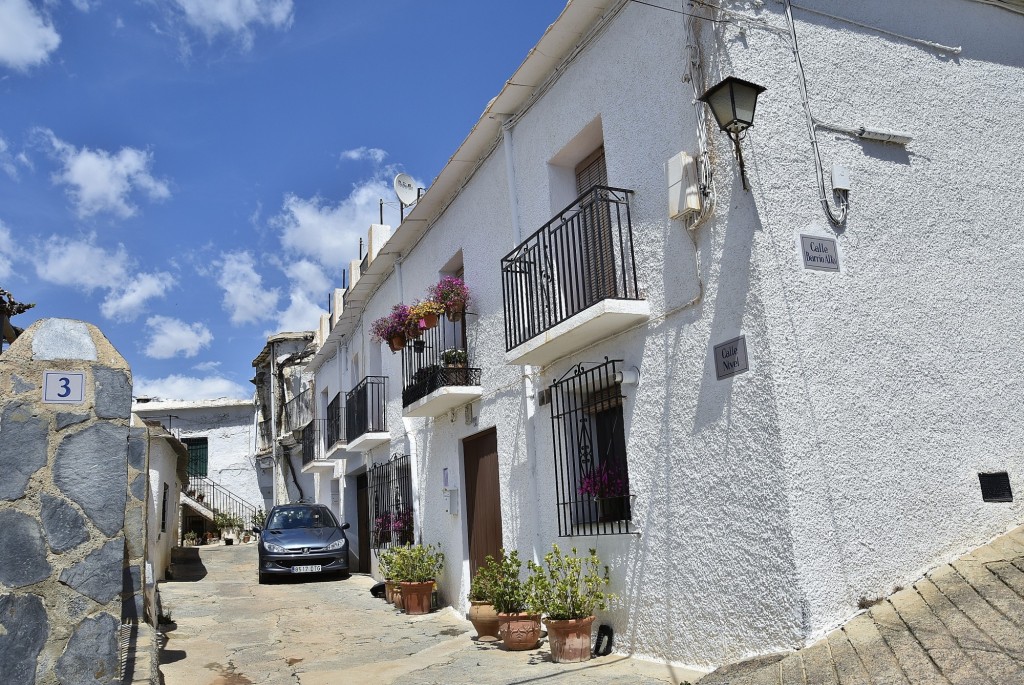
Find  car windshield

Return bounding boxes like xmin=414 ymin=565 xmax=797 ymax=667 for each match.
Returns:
xmin=266 ymin=506 xmax=337 ymax=530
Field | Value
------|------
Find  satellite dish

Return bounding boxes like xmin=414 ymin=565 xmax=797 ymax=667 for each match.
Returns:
xmin=393 ymin=173 xmax=418 ymax=206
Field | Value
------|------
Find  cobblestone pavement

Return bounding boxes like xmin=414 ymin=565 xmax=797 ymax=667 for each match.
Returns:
xmin=157 ymin=544 xmax=703 ymax=685
xmin=701 ymin=524 xmax=1024 ymax=685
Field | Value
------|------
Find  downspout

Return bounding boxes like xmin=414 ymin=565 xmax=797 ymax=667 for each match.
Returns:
xmin=501 ymin=116 xmax=543 ymax=563
xmin=269 ymin=342 xmax=280 ymax=503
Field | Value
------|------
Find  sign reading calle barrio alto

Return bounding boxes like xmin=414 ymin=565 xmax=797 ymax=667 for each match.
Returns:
xmin=800 ymin=234 xmax=840 ymax=272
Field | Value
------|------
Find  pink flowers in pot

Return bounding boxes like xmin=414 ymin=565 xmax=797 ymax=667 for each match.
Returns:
xmin=371 ymin=304 xmax=414 ymax=351
xmin=577 ymin=462 xmax=629 ymax=499
xmin=428 ymin=276 xmax=471 ymax=321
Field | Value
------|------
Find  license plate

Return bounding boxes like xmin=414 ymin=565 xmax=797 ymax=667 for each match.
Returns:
xmin=291 ymin=565 xmax=322 ymax=573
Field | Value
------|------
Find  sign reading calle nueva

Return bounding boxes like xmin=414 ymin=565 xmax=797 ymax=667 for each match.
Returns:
xmin=714 ymin=335 xmax=748 ymax=380
xmin=800 ymin=233 xmax=840 ymax=272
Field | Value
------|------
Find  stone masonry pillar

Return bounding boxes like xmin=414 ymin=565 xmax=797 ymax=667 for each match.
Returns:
xmin=0 ymin=319 xmax=140 ymax=685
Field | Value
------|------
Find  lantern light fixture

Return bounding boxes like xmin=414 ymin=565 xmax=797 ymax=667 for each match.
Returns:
xmin=699 ymin=76 xmax=766 ymax=191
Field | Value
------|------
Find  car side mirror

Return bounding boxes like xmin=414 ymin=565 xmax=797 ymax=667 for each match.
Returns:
xmin=341 ymin=522 xmax=351 ymax=530
xmin=252 ymin=526 xmax=261 ymax=534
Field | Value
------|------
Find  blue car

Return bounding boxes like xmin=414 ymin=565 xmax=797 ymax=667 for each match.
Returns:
xmin=256 ymin=503 xmax=350 ymax=583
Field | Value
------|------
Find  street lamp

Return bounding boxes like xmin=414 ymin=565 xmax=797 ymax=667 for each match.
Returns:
xmin=699 ymin=76 xmax=766 ymax=191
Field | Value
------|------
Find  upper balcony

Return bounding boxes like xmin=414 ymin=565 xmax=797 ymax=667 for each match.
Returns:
xmin=401 ymin=312 xmax=482 ymax=418
xmin=299 ymin=419 xmax=336 ymax=474
xmin=500 ymin=186 xmax=649 ymax=367
xmin=346 ymin=376 xmax=389 ymax=452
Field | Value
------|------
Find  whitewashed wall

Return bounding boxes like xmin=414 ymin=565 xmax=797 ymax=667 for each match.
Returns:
xmin=145 ymin=434 xmax=180 ymax=585
xmin=322 ymin=0 xmax=1024 ymax=670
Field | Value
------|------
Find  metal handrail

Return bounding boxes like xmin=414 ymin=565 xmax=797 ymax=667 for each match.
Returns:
xmin=185 ymin=475 xmax=260 ymax=530
xmin=346 ymin=376 xmax=387 ymax=443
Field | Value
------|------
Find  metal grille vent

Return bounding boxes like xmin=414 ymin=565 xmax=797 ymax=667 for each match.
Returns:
xmin=979 ymin=472 xmax=1013 ymax=502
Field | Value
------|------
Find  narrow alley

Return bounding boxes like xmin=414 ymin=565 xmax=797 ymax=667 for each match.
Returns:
xmin=157 ymin=544 xmax=697 ymax=685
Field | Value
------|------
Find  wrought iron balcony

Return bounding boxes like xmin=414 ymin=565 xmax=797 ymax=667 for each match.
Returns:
xmin=326 ymin=393 xmax=344 ymax=450
xmin=300 ymin=419 xmax=337 ymax=473
xmin=500 ymin=186 xmax=647 ymax=366
xmin=345 ymin=376 xmax=389 ymax=452
xmin=401 ymin=313 xmax=482 ymax=417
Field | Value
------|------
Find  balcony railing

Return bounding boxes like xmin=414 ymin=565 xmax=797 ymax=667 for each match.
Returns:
xmin=402 ymin=313 xmax=481 ymax=407
xmin=326 ymin=393 xmax=344 ymax=449
xmin=346 ymin=376 xmax=387 ymax=444
xmin=501 ymin=186 xmax=639 ymax=352
xmin=300 ymin=419 xmax=334 ymax=467
xmin=284 ymin=388 xmax=313 ymax=433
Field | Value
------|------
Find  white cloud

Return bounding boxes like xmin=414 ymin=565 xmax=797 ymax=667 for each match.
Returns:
xmin=143 ymin=315 xmax=213 ymax=359
xmin=217 ymin=250 xmax=279 ymax=325
xmin=341 ymin=147 xmax=387 ymax=164
xmin=100 ymin=271 xmax=175 ymax=321
xmin=175 ymin=0 xmax=292 ymax=48
xmin=0 ymin=136 xmax=18 ymax=180
xmin=0 ymin=222 xmax=15 ymax=279
xmin=33 ymin=234 xmax=130 ymax=291
xmin=192 ymin=360 xmax=221 ymax=372
xmin=272 ymin=173 xmax=407 ymax=268
xmin=0 ymin=0 xmax=61 ymax=71
xmin=134 ymin=373 xmax=249 ymax=401
xmin=40 ymin=129 xmax=170 ymax=219
xmin=285 ymin=259 xmax=328 ymax=296
xmin=270 ymin=287 xmax=325 ymax=335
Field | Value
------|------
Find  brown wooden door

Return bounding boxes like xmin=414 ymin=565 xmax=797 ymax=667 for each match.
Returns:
xmin=356 ymin=473 xmax=370 ymax=573
xmin=463 ymin=428 xmax=503 ymax=576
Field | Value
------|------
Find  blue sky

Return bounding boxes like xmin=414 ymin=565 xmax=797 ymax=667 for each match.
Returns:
xmin=0 ymin=0 xmax=561 ymax=400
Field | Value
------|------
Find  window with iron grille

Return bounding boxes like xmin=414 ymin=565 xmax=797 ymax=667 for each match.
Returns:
xmin=368 ymin=453 xmax=413 ymax=549
xmin=549 ymin=359 xmax=632 ymax=537
xmin=182 ymin=437 xmax=208 ymax=477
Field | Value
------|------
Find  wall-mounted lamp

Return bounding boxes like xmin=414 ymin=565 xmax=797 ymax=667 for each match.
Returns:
xmin=699 ymin=76 xmax=766 ymax=191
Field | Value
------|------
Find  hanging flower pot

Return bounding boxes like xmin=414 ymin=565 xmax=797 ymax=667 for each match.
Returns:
xmin=420 ymin=312 xmax=439 ymax=329
xmin=388 ymin=335 xmax=406 ymax=352
xmin=428 ymin=277 xmax=471 ymax=323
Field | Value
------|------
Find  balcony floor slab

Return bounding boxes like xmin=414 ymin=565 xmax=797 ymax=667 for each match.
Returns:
xmin=403 ymin=386 xmax=483 ymax=418
xmin=346 ymin=431 xmax=390 ymax=453
xmin=301 ymin=459 xmax=337 ymax=475
xmin=505 ymin=299 xmax=650 ymax=367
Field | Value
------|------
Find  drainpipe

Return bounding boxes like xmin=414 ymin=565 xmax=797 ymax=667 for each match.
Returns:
xmin=501 ymin=116 xmax=543 ymax=562
xmin=269 ymin=342 xmax=280 ymax=504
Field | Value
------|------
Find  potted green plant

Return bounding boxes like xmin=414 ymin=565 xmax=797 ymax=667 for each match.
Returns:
xmin=440 ymin=348 xmax=468 ymax=368
xmin=467 ymin=555 xmax=502 ymax=641
xmin=491 ymin=549 xmax=542 ymax=651
xmin=251 ymin=508 xmax=266 ymax=531
xmin=371 ymin=303 xmax=413 ymax=352
xmin=393 ymin=543 xmax=444 ymax=615
xmin=428 ymin=276 xmax=471 ymax=322
xmin=183 ymin=531 xmax=198 ymax=546
xmin=377 ymin=546 xmax=400 ymax=606
xmin=527 ymin=544 xmax=615 ymax=663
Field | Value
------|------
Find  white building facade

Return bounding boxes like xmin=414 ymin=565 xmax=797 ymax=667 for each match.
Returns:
xmin=304 ymin=0 xmax=1024 ymax=669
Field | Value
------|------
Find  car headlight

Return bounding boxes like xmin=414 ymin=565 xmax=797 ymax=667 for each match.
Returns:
xmin=263 ymin=541 xmax=288 ymax=553
xmin=324 ymin=538 xmax=347 ymax=551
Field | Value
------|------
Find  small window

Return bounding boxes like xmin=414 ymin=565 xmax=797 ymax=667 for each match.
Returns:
xmin=182 ymin=438 xmax=208 ymax=477
xmin=549 ymin=359 xmax=632 ymax=537
xmin=979 ymin=472 xmax=1013 ymax=502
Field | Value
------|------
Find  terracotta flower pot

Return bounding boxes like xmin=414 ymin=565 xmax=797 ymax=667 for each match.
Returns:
xmin=388 ymin=335 xmax=405 ymax=352
xmin=497 ymin=612 xmax=542 ymax=651
xmin=544 ymin=616 xmax=596 ymax=663
xmin=467 ymin=601 xmax=500 ymax=641
xmin=420 ymin=313 xmax=439 ymax=329
xmin=384 ymin=580 xmax=397 ymax=605
xmin=400 ymin=581 xmax=434 ymax=615
xmin=446 ymin=307 xmax=463 ymax=323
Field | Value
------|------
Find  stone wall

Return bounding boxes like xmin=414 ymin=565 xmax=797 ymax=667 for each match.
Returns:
xmin=0 ymin=318 xmax=143 ymax=685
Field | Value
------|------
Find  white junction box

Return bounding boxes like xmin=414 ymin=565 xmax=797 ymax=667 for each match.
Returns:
xmin=668 ymin=151 xmax=701 ymax=221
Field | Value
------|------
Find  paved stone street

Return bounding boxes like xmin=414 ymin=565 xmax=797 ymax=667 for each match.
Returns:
xmin=157 ymin=544 xmax=702 ymax=685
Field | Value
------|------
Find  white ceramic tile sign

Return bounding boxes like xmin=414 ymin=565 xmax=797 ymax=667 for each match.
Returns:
xmin=43 ymin=370 xmax=85 ymax=404
xmin=714 ymin=335 xmax=749 ymax=380
xmin=799 ymin=232 xmax=841 ymax=272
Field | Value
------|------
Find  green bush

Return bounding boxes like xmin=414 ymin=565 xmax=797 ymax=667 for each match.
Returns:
xmin=392 ymin=543 xmax=444 ymax=583
xmin=526 ymin=544 xmax=615 ymax=620
xmin=213 ymin=512 xmax=244 ymax=530
xmin=378 ymin=546 xmax=400 ymax=580
xmin=468 ymin=554 xmax=501 ymax=602
xmin=490 ymin=549 xmax=543 ymax=615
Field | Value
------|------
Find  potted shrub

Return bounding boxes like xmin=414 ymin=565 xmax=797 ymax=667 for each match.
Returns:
xmin=467 ymin=555 xmax=502 ymax=641
xmin=440 ymin=348 xmax=468 ymax=368
xmin=409 ymin=299 xmax=444 ymax=331
xmin=527 ymin=544 xmax=615 ymax=663
xmin=393 ymin=543 xmax=444 ymax=615
xmin=371 ymin=303 xmax=413 ymax=352
xmin=251 ymin=508 xmax=266 ymax=532
xmin=183 ymin=531 xmax=198 ymax=547
xmin=491 ymin=549 xmax=542 ymax=651
xmin=428 ymin=276 xmax=471 ymax=322
xmin=377 ymin=546 xmax=400 ymax=606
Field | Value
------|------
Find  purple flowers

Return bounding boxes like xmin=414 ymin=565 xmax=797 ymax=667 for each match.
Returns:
xmin=428 ymin=276 xmax=471 ymax=317
xmin=578 ymin=463 xmax=628 ymax=499
xmin=370 ymin=303 xmax=413 ymax=343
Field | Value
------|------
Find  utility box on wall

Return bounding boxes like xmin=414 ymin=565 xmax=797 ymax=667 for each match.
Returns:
xmin=667 ymin=151 xmax=701 ymax=221
xmin=443 ymin=487 xmax=459 ymax=515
